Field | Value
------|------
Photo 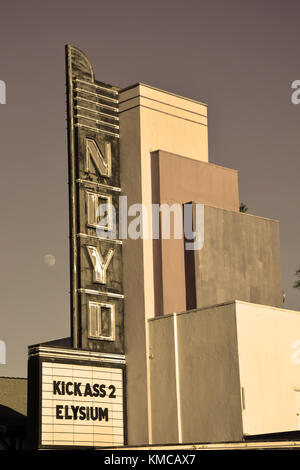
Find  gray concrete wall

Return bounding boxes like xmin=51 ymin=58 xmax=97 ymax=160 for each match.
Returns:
xmin=148 ymin=316 xmax=179 ymax=444
xmin=149 ymin=302 xmax=243 ymax=444
xmin=190 ymin=205 xmax=283 ymax=309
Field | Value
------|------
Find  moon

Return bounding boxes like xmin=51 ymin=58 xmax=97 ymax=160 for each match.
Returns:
xmin=44 ymin=254 xmax=56 ymax=267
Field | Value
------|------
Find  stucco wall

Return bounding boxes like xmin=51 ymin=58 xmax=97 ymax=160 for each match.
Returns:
xmin=151 ymin=150 xmax=239 ymax=315
xmin=236 ymin=301 xmax=300 ymax=436
xmin=192 ymin=205 xmax=283 ymax=310
xmin=119 ymin=83 xmax=209 ymax=444
xmin=149 ymin=301 xmax=300 ymax=443
xmin=148 ymin=315 xmax=179 ymax=444
xmin=149 ymin=303 xmax=243 ymax=444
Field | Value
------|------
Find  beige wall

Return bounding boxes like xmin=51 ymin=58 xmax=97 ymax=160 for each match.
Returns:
xmin=119 ymin=83 xmax=208 ymax=444
xmin=236 ymin=301 xmax=300 ymax=436
xmin=119 ymin=105 xmax=148 ymax=445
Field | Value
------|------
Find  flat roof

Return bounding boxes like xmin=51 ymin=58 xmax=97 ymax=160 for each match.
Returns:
xmin=119 ymin=82 xmax=207 ymax=107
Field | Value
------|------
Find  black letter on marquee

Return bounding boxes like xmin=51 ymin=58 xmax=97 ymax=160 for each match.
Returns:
xmin=79 ymin=406 xmax=86 ymax=420
xmin=66 ymin=382 xmax=73 ymax=395
xmin=74 ymin=382 xmax=82 ymax=396
xmin=84 ymin=383 xmax=93 ymax=397
xmin=99 ymin=384 xmax=106 ymax=398
xmin=108 ymin=385 xmax=116 ymax=398
xmin=65 ymin=405 xmax=72 ymax=420
xmin=93 ymin=384 xmax=100 ymax=397
xmin=71 ymin=405 xmax=79 ymax=420
xmin=53 ymin=381 xmax=62 ymax=395
xmin=56 ymin=405 xmax=63 ymax=419
xmin=99 ymin=407 xmax=109 ymax=421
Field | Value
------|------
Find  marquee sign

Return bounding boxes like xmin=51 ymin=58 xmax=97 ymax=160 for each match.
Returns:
xmin=41 ymin=361 xmax=124 ymax=447
xmin=65 ymin=45 xmax=124 ymax=353
xmin=27 ymin=347 xmax=126 ymax=449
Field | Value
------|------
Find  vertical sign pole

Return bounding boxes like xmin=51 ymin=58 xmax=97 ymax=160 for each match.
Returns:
xmin=65 ymin=45 xmax=79 ymax=348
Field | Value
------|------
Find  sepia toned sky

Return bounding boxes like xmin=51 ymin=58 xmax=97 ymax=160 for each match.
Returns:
xmin=0 ymin=0 xmax=299 ymax=376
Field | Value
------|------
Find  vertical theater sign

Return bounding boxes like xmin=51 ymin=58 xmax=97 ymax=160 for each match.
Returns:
xmin=27 ymin=45 xmax=126 ymax=449
xmin=65 ymin=45 xmax=123 ymax=353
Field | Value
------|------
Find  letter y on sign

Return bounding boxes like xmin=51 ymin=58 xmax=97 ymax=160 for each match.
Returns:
xmin=86 ymin=246 xmax=114 ymax=284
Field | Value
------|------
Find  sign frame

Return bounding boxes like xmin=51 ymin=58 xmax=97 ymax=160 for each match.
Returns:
xmin=27 ymin=346 xmax=127 ymax=450
xmin=65 ymin=44 xmax=123 ymax=352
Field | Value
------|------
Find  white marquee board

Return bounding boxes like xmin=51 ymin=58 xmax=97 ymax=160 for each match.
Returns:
xmin=41 ymin=362 xmax=124 ymax=447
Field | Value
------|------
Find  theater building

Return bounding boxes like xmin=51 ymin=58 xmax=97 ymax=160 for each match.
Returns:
xmin=1 ymin=45 xmax=300 ymax=450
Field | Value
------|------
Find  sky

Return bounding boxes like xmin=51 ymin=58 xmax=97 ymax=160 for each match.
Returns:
xmin=0 ymin=0 xmax=299 ymax=377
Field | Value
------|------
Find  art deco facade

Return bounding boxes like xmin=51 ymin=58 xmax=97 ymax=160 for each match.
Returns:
xmin=1 ymin=46 xmax=300 ymax=450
